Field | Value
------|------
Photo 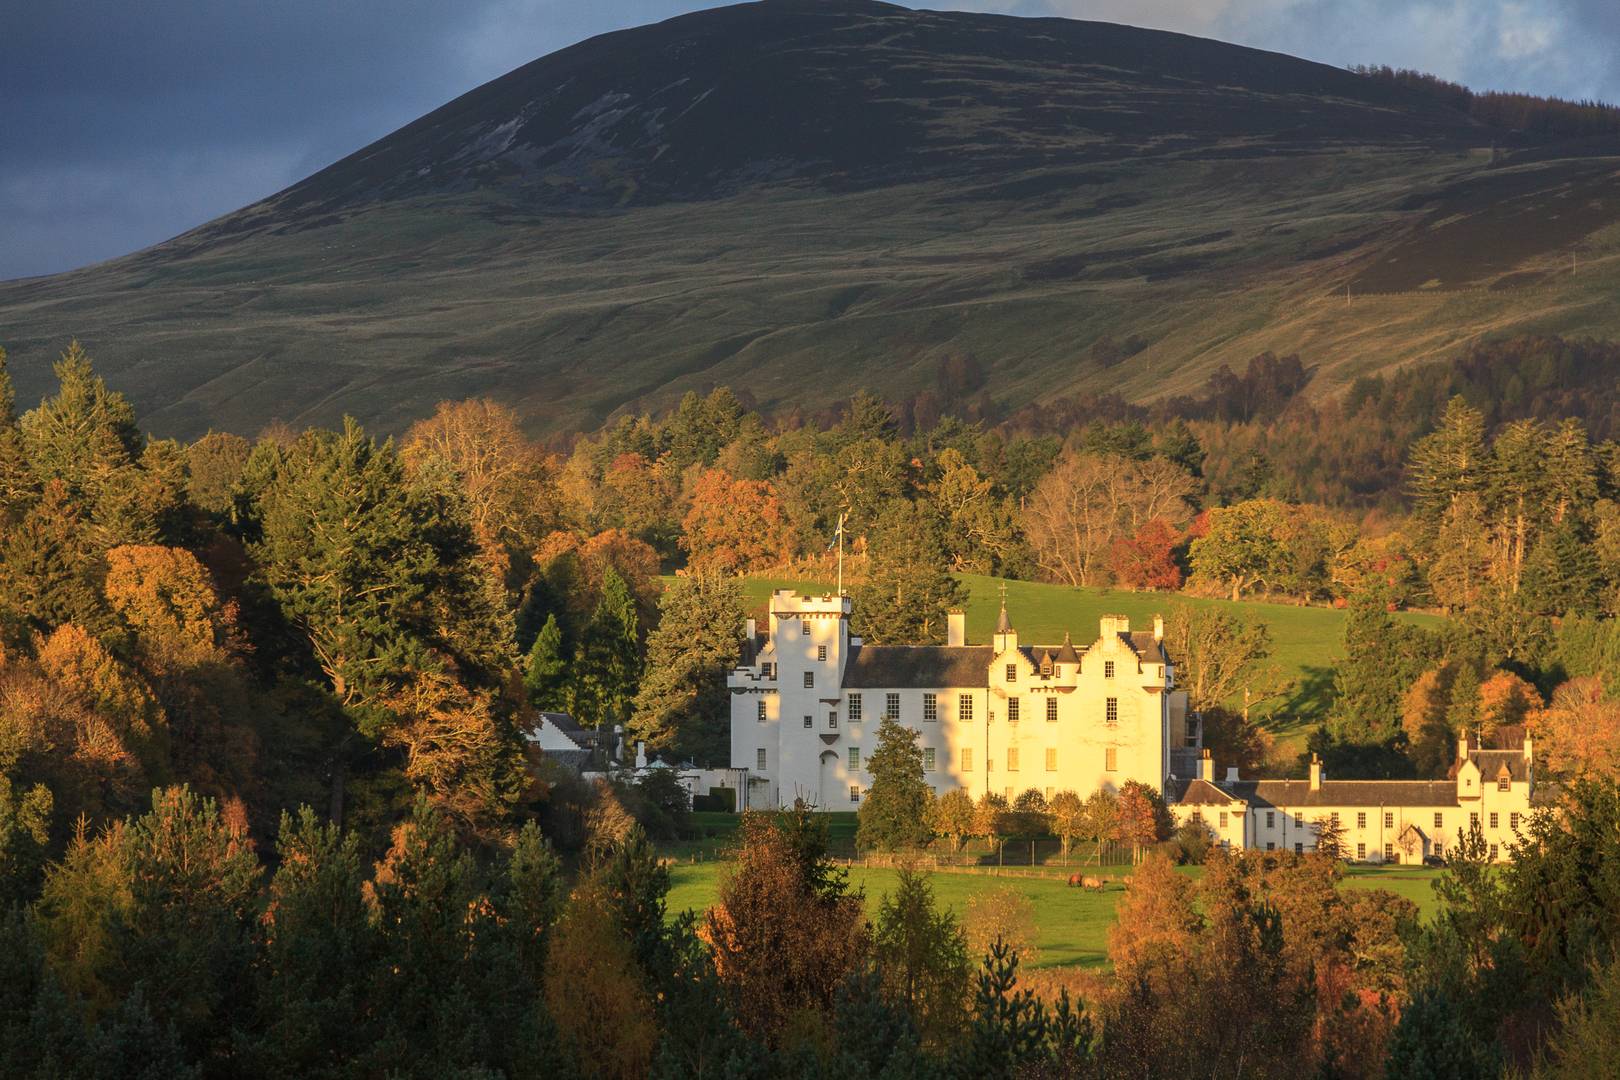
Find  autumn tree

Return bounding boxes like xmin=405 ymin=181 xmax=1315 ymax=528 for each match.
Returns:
xmin=1187 ymin=498 xmax=1292 ymax=600
xmin=933 ymin=788 xmax=976 ymax=853
xmin=1047 ymin=790 xmax=1086 ymax=856
xmin=927 ymin=448 xmax=1020 ymax=574
xmin=1023 ymin=452 xmax=1195 ymax=586
xmin=680 ymin=467 xmax=791 ymax=574
xmin=629 ymin=568 xmax=745 ymax=761
xmin=1529 ymin=676 xmax=1620 ymax=782
xmin=1109 ymin=517 xmax=1183 ymax=590
xmin=1116 ymin=780 xmax=1171 ymax=863
xmin=1162 ymin=606 xmax=1286 ymax=714
xmin=872 ymin=866 xmax=971 ymax=1050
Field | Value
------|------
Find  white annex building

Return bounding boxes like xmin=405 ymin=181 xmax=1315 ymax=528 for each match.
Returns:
xmin=729 ymin=589 xmax=1540 ymax=863
xmin=728 ymin=589 xmax=1196 ymax=811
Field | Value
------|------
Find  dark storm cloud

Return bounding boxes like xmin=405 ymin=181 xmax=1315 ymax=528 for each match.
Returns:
xmin=6 ymin=1 xmax=1620 ymax=280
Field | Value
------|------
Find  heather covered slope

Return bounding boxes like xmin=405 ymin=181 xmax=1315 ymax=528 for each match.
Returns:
xmin=3 ymin=0 xmax=1620 ymax=438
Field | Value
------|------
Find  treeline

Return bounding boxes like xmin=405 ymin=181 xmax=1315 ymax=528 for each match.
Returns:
xmin=1349 ymin=64 xmax=1620 ymax=139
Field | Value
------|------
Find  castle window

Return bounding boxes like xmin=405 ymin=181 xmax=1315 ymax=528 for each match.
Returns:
xmin=1498 ymin=775 xmax=1510 ymax=791
xmin=1510 ymin=812 xmax=1521 ymax=830
xmin=1266 ymin=842 xmax=1275 ymax=851
xmin=1294 ymin=812 xmax=1303 ymax=827
xmin=1046 ymin=786 xmax=1054 ymax=800
xmin=1006 ymin=664 xmax=1018 ymax=682
xmin=850 ymin=785 xmax=860 ymax=803
xmin=756 ymin=748 xmax=767 ymax=770
xmin=1219 ymin=812 xmax=1229 ymax=828
xmin=1105 ymin=747 xmax=1117 ymax=772
xmin=923 ymin=748 xmax=935 ymax=772
xmin=1007 ymin=698 xmax=1020 ymax=724
xmin=1266 ymin=812 xmax=1275 ymax=828
xmin=1046 ymin=698 xmax=1058 ymax=723
xmin=1470 ymin=812 xmax=1480 ymax=828
xmin=848 ymin=694 xmax=863 ymax=721
xmin=1384 ymin=844 xmax=1393 ymax=862
xmin=958 ymin=694 xmax=974 ymax=722
xmin=818 ymin=645 xmax=827 ymax=662
xmin=803 ymin=672 xmax=814 ymax=688
xmin=802 ymin=621 xmax=811 ymax=636
xmin=1490 ymin=843 xmax=1499 ymax=860
xmin=849 ymin=747 xmax=860 ymax=770
xmin=1384 ymin=812 xmax=1394 ymax=829
xmin=828 ymin=712 xmax=838 ymax=729
xmin=1295 ymin=843 xmax=1303 ymax=854
xmin=757 ymin=700 xmax=767 ymax=723
xmin=1434 ymin=812 xmax=1444 ymax=830
xmin=886 ymin=693 xmax=900 ymax=720
xmin=1357 ymin=812 xmax=1367 ymax=829
xmin=923 ymin=694 xmax=937 ymax=721
xmin=1046 ymin=748 xmax=1057 ymax=771
xmin=1356 ymin=843 xmax=1366 ymax=861
xmin=1105 ymin=698 xmax=1118 ymax=724
xmin=1104 ymin=661 xmax=1115 ymax=679
xmin=1489 ymin=812 xmax=1498 ymax=829
xmin=803 ymin=715 xmax=811 ymax=728
xmin=962 ymin=749 xmax=973 ymax=771
xmin=763 ymin=663 xmax=774 ymax=679
xmin=1330 ymin=812 xmax=1340 ymax=827
xmin=1007 ymin=748 xmax=1020 ymax=772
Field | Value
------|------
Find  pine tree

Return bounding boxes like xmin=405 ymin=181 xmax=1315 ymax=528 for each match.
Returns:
xmin=629 ymin=569 xmax=745 ymax=762
xmin=0 ymin=479 xmax=110 ymax=632
xmin=857 ymin=718 xmax=935 ymax=850
xmin=1407 ymin=396 xmax=1487 ymax=523
xmin=852 ymin=502 xmax=966 ymax=645
xmin=1487 ymin=419 xmax=1550 ymax=593
xmin=523 ymin=613 xmax=570 ymax=712
xmin=1521 ymin=523 xmax=1600 ymax=616
xmin=1445 ymin=663 xmax=1481 ymax=744
xmin=573 ymin=567 xmax=642 ymax=735
xmin=0 ymin=345 xmax=14 ymax=426
xmin=1324 ymin=588 xmax=1440 ymax=764
xmin=18 ymin=341 xmax=143 ymax=496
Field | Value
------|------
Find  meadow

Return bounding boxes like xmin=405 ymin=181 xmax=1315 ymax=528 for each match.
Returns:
xmin=734 ymin=572 xmax=1447 ymax=748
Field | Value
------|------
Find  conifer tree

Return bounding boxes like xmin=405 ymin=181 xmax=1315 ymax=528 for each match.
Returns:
xmin=857 ymin=718 xmax=935 ymax=850
xmin=629 ymin=569 xmax=744 ymax=762
xmin=0 ymin=345 xmax=13 ymax=425
xmin=523 ymin=613 xmax=570 ymax=712
xmin=1521 ymin=523 xmax=1600 ymax=616
xmin=0 ymin=479 xmax=109 ymax=632
xmin=1407 ymin=396 xmax=1487 ymax=523
xmin=573 ymin=567 xmax=642 ymax=735
xmin=853 ymin=502 xmax=966 ymax=645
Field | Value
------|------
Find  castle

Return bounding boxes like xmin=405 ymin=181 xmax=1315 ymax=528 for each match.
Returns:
xmin=728 ymin=590 xmax=1538 ymax=862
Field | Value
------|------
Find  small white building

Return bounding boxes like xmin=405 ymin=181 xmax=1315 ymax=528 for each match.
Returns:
xmin=1170 ymin=737 xmax=1539 ymax=863
xmin=728 ymin=589 xmax=1193 ymax=810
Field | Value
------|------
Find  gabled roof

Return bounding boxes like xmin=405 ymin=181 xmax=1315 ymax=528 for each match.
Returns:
xmin=1169 ymin=778 xmax=1245 ymax=806
xmin=1234 ymin=779 xmax=1462 ymax=809
xmin=1054 ymin=632 xmax=1079 ymax=665
xmin=1126 ymin=631 xmax=1170 ymax=666
xmin=1449 ymin=750 xmax=1530 ymax=784
xmin=842 ymin=645 xmax=992 ymax=689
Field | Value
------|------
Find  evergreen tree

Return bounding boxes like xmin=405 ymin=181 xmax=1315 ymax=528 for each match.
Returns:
xmin=0 ymin=345 xmax=13 ymax=425
xmin=1407 ymin=396 xmax=1487 ymax=524
xmin=1444 ymin=662 xmax=1481 ymax=743
xmin=0 ymin=479 xmax=110 ymax=632
xmin=852 ymin=502 xmax=966 ymax=645
xmin=857 ymin=718 xmax=935 ymax=851
xmin=872 ymin=866 xmax=970 ymax=1049
xmin=18 ymin=341 xmax=142 ymax=498
xmin=572 ymin=566 xmax=643 ymax=736
xmin=1322 ymin=588 xmax=1439 ymax=772
xmin=1521 ymin=523 xmax=1600 ymax=616
xmin=523 ymin=614 xmax=570 ymax=712
xmin=629 ymin=569 xmax=745 ymax=762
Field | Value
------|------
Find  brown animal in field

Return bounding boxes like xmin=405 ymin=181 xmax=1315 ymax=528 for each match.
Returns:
xmin=1067 ymin=873 xmax=1106 ymax=891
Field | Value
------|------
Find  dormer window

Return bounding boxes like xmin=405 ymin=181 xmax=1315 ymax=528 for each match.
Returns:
xmin=1498 ymin=775 xmax=1510 ymax=791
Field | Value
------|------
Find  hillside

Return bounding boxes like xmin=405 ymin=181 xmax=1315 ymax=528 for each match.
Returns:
xmin=3 ymin=0 xmax=1620 ymax=439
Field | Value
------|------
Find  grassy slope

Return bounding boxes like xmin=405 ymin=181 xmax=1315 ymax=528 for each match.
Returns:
xmin=733 ymin=573 xmax=1446 ymax=747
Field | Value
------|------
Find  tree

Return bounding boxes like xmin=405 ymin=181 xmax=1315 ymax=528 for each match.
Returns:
xmin=963 ymin=886 xmax=1038 ymax=965
xmin=1312 ymin=814 xmax=1347 ymax=859
xmin=971 ymin=792 xmax=1009 ymax=850
xmin=857 ymin=718 xmax=935 ymax=851
xmin=1161 ymin=607 xmax=1286 ymax=714
xmin=1324 ymin=588 xmax=1439 ymax=763
xmin=1521 ymin=523 xmax=1600 ymax=616
xmin=932 ymin=788 xmax=976 ymax=853
xmin=1109 ymin=517 xmax=1183 ymax=590
xmin=572 ymin=566 xmax=642 ymax=735
xmin=546 ymin=880 xmax=659 ymax=1080
xmin=381 ymin=669 xmax=524 ymax=835
xmin=523 ymin=614 xmax=569 ymax=712
xmin=927 ymin=448 xmax=1020 ymax=574
xmin=1476 ymin=669 xmax=1542 ymax=740
xmin=1048 ymin=790 xmax=1086 ymax=856
xmin=1023 ymin=452 xmax=1195 ymax=586
xmin=0 ymin=480 xmax=109 ymax=633
xmin=1083 ymin=788 xmax=1120 ymax=856
xmin=1116 ymin=780 xmax=1171 ymax=862
xmin=628 ymin=568 xmax=745 ymax=762
xmin=703 ymin=810 xmax=869 ymax=1043
xmin=1106 ymin=853 xmax=1197 ymax=977
xmin=1529 ymin=676 xmax=1620 ymax=782
xmin=1188 ymin=499 xmax=1292 ymax=600
xmin=851 ymin=502 xmax=966 ymax=645
xmin=679 ymin=468 xmax=791 ymax=574
xmin=872 ymin=866 xmax=970 ymax=1050
xmin=1407 ymin=396 xmax=1487 ymax=524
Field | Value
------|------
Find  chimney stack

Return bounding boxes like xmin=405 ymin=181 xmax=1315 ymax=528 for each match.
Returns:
xmin=1458 ymin=732 xmax=1471 ymax=763
xmin=1199 ymin=748 xmax=1215 ymax=783
xmin=947 ymin=609 xmax=966 ymax=648
xmin=1153 ymin=614 xmax=1164 ymax=642
xmin=1309 ymin=755 xmax=1323 ymax=791
xmin=745 ymin=617 xmax=756 ymax=641
xmin=1226 ymin=766 xmax=1240 ymax=784
xmin=635 ymin=741 xmax=648 ymax=769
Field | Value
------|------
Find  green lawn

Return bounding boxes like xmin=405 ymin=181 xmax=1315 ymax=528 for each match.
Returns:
xmin=664 ymin=854 xmax=1443 ymax=972
xmin=729 ymin=573 xmax=1446 ymax=748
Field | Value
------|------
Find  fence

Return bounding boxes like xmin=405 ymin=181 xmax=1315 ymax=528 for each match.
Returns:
xmin=822 ymin=837 xmax=1133 ymax=870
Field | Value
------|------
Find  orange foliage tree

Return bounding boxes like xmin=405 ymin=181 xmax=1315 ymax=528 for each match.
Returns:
xmin=680 ymin=468 xmax=792 ymax=574
xmin=1530 ymin=675 xmax=1620 ymax=782
xmin=1109 ymin=517 xmax=1184 ymax=591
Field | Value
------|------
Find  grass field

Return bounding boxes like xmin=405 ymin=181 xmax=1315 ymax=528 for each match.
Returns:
xmin=664 ymin=848 xmax=1444 ymax=971
xmin=733 ymin=572 xmax=1446 ymax=746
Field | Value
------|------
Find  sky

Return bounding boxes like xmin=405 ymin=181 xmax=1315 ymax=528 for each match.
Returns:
xmin=5 ymin=0 xmax=1618 ymax=281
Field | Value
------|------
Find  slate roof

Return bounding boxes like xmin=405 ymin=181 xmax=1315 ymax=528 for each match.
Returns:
xmin=1233 ymin=779 xmax=1462 ymax=809
xmin=1169 ymin=778 xmax=1244 ymax=806
xmin=1449 ymin=749 xmax=1531 ymax=784
xmin=842 ymin=645 xmax=992 ymax=689
xmin=538 ymin=712 xmax=595 ymax=750
xmin=539 ymin=748 xmax=594 ymax=772
xmin=738 ymin=632 xmax=768 ymax=666
xmin=1125 ymin=631 xmax=1170 ymax=666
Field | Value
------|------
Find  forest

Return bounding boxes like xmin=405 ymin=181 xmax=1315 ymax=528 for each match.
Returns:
xmin=2 ymin=335 xmax=1620 ymax=1076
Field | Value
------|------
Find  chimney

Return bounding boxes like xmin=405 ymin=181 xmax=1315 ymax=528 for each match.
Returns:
xmin=1226 ymin=766 xmax=1240 ymax=784
xmin=1198 ymin=748 xmax=1215 ymax=783
xmin=745 ymin=617 xmax=756 ymax=641
xmin=947 ymin=609 xmax=966 ymax=647
xmin=1309 ymin=755 xmax=1322 ymax=791
xmin=1153 ymin=614 xmax=1164 ymax=642
xmin=1458 ymin=733 xmax=1471 ymax=763
xmin=1523 ymin=733 xmax=1534 ymax=765
xmin=635 ymin=741 xmax=648 ymax=769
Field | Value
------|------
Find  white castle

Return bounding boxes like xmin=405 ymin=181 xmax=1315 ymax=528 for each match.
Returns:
xmin=727 ymin=589 xmax=1539 ymax=863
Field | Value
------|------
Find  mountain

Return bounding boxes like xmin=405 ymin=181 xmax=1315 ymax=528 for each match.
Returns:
xmin=3 ymin=0 xmax=1620 ymax=439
